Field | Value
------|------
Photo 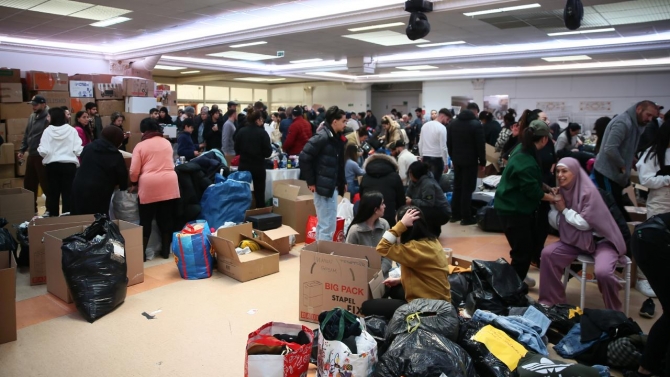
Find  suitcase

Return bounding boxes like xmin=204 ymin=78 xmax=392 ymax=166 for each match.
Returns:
xmin=477 ymin=205 xmax=503 ymax=233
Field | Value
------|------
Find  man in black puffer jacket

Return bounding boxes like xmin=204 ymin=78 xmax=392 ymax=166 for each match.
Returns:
xmin=300 ymin=106 xmax=348 ymax=241
xmin=360 ymin=154 xmax=405 ymax=227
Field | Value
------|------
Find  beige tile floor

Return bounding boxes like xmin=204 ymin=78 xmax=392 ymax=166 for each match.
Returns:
xmin=0 ymin=221 xmax=660 ymax=377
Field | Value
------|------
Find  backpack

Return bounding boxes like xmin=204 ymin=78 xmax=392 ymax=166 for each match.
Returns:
xmin=564 ymin=0 xmax=583 ymax=30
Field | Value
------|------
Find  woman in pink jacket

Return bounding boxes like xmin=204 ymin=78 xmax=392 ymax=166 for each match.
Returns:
xmin=73 ymin=111 xmax=93 ymax=147
xmin=129 ymin=118 xmax=180 ymax=260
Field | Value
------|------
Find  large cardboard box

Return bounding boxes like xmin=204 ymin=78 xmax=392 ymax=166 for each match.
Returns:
xmin=0 ymin=188 xmax=33 ymax=239
xmin=0 ymin=165 xmax=13 ymax=179
xmin=485 ymin=144 xmax=501 ymax=172
xmin=245 ymin=207 xmax=298 ymax=255
xmin=299 ymin=241 xmax=385 ymax=323
xmin=69 ymin=80 xmax=93 ymax=98
xmin=0 ymin=103 xmax=32 ymax=120
xmin=0 ymin=68 xmax=20 ymax=83
xmin=112 ymin=78 xmax=154 ymax=97
xmin=45 ymin=220 xmax=144 ymax=303
xmin=126 ymin=96 xmax=157 ymax=114
xmin=96 ymin=100 xmax=124 ymax=116
xmin=26 ymin=71 xmax=68 ymax=91
xmin=0 ymin=143 xmax=15 ymax=165
xmin=6 ymin=118 xmax=27 ymax=135
xmin=272 ymin=180 xmax=316 ymax=244
xmin=33 ymin=91 xmax=69 ymax=108
xmin=159 ymin=91 xmax=177 ymax=107
xmin=6 ymin=135 xmax=23 ymax=150
xmin=94 ymin=83 xmax=123 ymax=100
xmin=69 ymin=74 xmax=113 ymax=84
xmin=69 ymin=98 xmax=90 ymax=113
xmin=27 ymin=215 xmax=95 ymax=285
xmin=0 ymin=83 xmax=23 ymax=103
xmin=101 ymin=116 xmax=111 ymax=127
xmin=0 ymin=250 xmax=17 ymax=344
xmin=123 ymin=68 xmax=153 ymax=80
xmin=625 ymin=206 xmax=647 ymax=222
xmin=0 ymin=122 xmax=5 ymax=140
xmin=124 ymin=112 xmax=147 ymax=134
xmin=208 ymin=222 xmax=280 ymax=282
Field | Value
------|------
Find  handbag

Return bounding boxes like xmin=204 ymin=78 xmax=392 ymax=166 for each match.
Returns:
xmin=305 ymin=215 xmax=345 ymax=245
xmin=172 ymin=220 xmax=213 ymax=280
xmin=245 ymin=322 xmax=314 ymax=377
xmin=317 ymin=316 xmax=378 ymax=377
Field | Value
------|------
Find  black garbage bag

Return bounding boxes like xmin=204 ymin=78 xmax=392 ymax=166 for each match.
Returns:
xmin=457 ymin=319 xmax=514 ymax=377
xmin=0 ymin=218 xmax=18 ymax=259
xmin=537 ymin=303 xmax=582 ymax=344
xmin=374 ymin=329 xmax=477 ymax=377
xmin=15 ymin=222 xmax=29 ymax=267
xmin=466 ymin=258 xmax=528 ymax=315
xmin=386 ymin=299 xmax=459 ymax=343
xmin=365 ymin=315 xmax=389 ymax=357
xmin=449 ymin=271 xmax=473 ymax=307
xmin=61 ymin=215 xmax=128 ymax=323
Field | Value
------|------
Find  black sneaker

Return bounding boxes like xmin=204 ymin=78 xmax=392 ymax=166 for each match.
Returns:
xmin=639 ymin=298 xmax=655 ymax=318
xmin=460 ymin=217 xmax=477 ymax=226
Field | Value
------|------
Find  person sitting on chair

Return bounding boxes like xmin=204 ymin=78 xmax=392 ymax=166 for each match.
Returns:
xmin=539 ymin=157 xmax=628 ymax=311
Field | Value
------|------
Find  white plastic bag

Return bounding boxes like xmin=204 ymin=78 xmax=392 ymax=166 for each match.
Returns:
xmin=337 ymin=197 xmax=354 ymax=233
xmin=112 ymin=189 xmax=139 ymax=225
xmin=317 ymin=318 xmax=378 ymax=377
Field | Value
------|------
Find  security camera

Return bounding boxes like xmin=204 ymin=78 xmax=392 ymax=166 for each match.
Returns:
xmin=405 ymin=0 xmax=433 ymax=40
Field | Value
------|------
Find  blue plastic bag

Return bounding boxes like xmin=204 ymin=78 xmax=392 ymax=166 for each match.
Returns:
xmin=199 ymin=171 xmax=252 ymax=229
xmin=172 ymin=220 xmax=213 ymax=280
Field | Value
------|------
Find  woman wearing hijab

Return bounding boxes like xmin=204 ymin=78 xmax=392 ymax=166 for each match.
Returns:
xmin=71 ymin=126 xmax=129 ymax=217
xmin=129 ymin=118 xmax=180 ymax=260
xmin=539 ymin=157 xmax=628 ymax=311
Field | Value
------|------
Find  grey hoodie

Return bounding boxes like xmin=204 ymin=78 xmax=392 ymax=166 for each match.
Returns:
xmin=345 ymin=218 xmax=392 ymax=276
xmin=20 ymin=107 xmax=50 ymax=155
xmin=594 ymin=105 xmax=644 ymax=187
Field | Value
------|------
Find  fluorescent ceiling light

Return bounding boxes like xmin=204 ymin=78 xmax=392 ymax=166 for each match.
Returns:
xmin=69 ymin=5 xmax=132 ymax=21
xmin=290 ymin=58 xmax=323 ymax=64
xmin=153 ymin=65 xmax=186 ymax=70
xmin=305 ymin=72 xmax=357 ymax=80
xmin=542 ymin=55 xmax=592 ymax=62
xmin=207 ymin=51 xmax=280 ymax=61
xmin=464 ymin=3 xmax=540 ymax=17
xmin=30 ymin=0 xmax=92 ymax=16
xmin=342 ymin=30 xmax=429 ymax=46
xmin=230 ymin=41 xmax=267 ymax=48
xmin=395 ymin=65 xmax=438 ymax=70
xmin=417 ymin=41 xmax=466 ymax=48
xmin=234 ymin=77 xmax=286 ymax=82
xmin=348 ymin=22 xmax=405 ymax=32
xmin=0 ymin=0 xmax=47 ymax=9
xmin=90 ymin=17 xmax=131 ymax=27
xmin=180 ymin=70 xmax=200 ymax=74
xmin=548 ymin=28 xmax=616 ymax=36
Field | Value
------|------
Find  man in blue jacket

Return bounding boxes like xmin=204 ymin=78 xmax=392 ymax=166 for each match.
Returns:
xmin=177 ymin=118 xmax=200 ymax=161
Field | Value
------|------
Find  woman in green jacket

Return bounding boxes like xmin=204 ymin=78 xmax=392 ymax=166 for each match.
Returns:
xmin=495 ymin=120 xmax=557 ymax=285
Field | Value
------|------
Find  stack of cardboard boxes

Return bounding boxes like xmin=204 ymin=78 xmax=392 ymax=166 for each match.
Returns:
xmin=0 ymin=68 xmax=31 ymax=187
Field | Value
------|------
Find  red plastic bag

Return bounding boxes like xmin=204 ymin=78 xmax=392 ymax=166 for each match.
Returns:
xmin=231 ymin=155 xmax=240 ymax=167
xmin=305 ymin=215 xmax=345 ymax=245
xmin=245 ymin=322 xmax=314 ymax=377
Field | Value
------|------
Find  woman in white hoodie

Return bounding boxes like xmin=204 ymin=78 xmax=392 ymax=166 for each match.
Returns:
xmin=38 ymin=107 xmax=83 ymax=216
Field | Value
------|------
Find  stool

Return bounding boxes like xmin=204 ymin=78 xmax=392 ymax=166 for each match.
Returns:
xmin=562 ymin=254 xmax=631 ymax=316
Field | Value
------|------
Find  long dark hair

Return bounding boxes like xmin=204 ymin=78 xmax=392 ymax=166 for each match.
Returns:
xmin=643 ymin=121 xmax=670 ymax=169
xmin=520 ymin=126 xmax=546 ymax=161
xmin=75 ymin=110 xmax=93 ymax=140
xmin=347 ymin=191 xmax=384 ymax=236
xmin=503 ymin=109 xmax=517 ymax=129
xmin=48 ymin=107 xmax=66 ymax=127
xmin=479 ymin=111 xmax=493 ymax=124
xmin=408 ymin=161 xmax=431 ymax=180
xmin=594 ymin=117 xmax=611 ymax=154
xmin=396 ymin=206 xmax=436 ymax=243
xmin=345 ymin=144 xmax=358 ymax=162
xmin=517 ymin=109 xmax=533 ymax=133
xmin=561 ymin=123 xmax=581 ymax=145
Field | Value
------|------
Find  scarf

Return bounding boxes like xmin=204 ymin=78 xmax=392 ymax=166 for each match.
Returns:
xmin=141 ymin=131 xmax=163 ymax=141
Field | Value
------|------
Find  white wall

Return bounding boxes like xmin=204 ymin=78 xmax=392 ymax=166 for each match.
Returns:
xmin=270 ymin=82 xmax=370 ymax=113
xmin=371 ymin=91 xmax=420 ymax=118
xmin=0 ymin=50 xmax=110 ymax=76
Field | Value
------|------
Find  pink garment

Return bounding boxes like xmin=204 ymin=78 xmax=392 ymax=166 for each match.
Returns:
xmin=129 ymin=136 xmax=180 ymax=204
xmin=557 ymin=157 xmax=626 ymax=255
xmin=539 ymin=240 xmax=623 ymax=311
xmin=74 ymin=125 xmax=91 ymax=147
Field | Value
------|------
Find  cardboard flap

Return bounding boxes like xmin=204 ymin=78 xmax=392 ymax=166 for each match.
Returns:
xmin=245 ymin=207 xmax=272 ymax=217
xmin=303 ymin=241 xmax=382 ymax=270
xmin=215 ymin=223 xmax=254 ymax=242
xmin=273 ymin=183 xmax=301 ymax=201
xmin=261 ymin=225 xmax=298 ymax=240
xmin=208 ymin=235 xmax=241 ymax=264
xmin=369 ymin=270 xmax=386 ymax=299
xmin=301 ymin=249 xmax=370 ymax=283
xmin=30 ymin=214 xmax=94 ymax=227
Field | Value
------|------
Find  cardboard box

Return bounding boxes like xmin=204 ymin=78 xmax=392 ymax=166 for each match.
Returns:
xmin=0 ymin=178 xmax=22 ymax=189
xmin=96 ymin=100 xmax=124 ymax=116
xmin=6 ymin=135 xmax=23 ymax=150
xmin=485 ymin=144 xmax=501 ymax=172
xmin=159 ymin=91 xmax=177 ymax=107
xmin=246 ymin=207 xmax=298 ymax=255
xmin=272 ymin=179 xmax=316 ymax=244
xmin=0 ymin=250 xmax=17 ymax=344
xmin=69 ymin=74 xmax=113 ymax=84
xmin=0 ymin=143 xmax=14 ymax=165
xmin=0 ymin=188 xmax=34 ymax=239
xmin=26 ymin=71 xmax=68 ymax=91
xmin=27 ymin=215 xmax=95 ymax=285
xmin=123 ymin=113 xmax=147 ymax=134
xmin=33 ymin=91 xmax=69 ymax=108
xmin=625 ymin=206 xmax=647 ymax=222
xmin=0 ymin=68 xmax=20 ymax=84
xmin=69 ymin=98 xmax=90 ymax=113
xmin=208 ymin=222 xmax=280 ymax=282
xmin=0 ymin=165 xmax=13 ymax=179
xmin=6 ymin=118 xmax=27 ymax=135
xmin=0 ymin=123 xmax=5 ymax=140
xmin=122 ymin=68 xmax=153 ymax=80
xmin=45 ymin=220 xmax=144 ymax=303
xmin=112 ymin=78 xmax=154 ymax=97
xmin=125 ymin=96 xmax=157 ymax=114
xmin=94 ymin=83 xmax=123 ymax=100
xmin=299 ymin=241 xmax=385 ymax=323
xmin=451 ymin=254 xmax=473 ymax=269
xmin=101 ymin=116 xmax=111 ymax=127
xmin=0 ymin=83 xmax=23 ymax=103
xmin=69 ymin=80 xmax=93 ymax=98
xmin=0 ymin=103 xmax=32 ymax=120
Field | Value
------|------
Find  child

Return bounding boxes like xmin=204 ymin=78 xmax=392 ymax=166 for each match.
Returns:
xmin=177 ymin=118 xmax=200 ymax=161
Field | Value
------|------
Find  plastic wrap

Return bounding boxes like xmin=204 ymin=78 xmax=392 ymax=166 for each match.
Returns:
xmin=0 ymin=219 xmax=18 ymax=260
xmin=365 ymin=315 xmax=389 ymax=357
xmin=61 ymin=215 xmax=128 ymax=323
xmin=15 ymin=221 xmax=29 ymax=267
xmin=448 ymin=271 xmax=473 ymax=307
xmin=457 ymin=319 xmax=514 ymax=377
xmin=374 ymin=329 xmax=477 ymax=377
xmin=199 ymin=172 xmax=252 ymax=229
xmin=112 ymin=189 xmax=140 ymax=225
xmin=467 ymin=258 xmax=528 ymax=315
xmin=386 ymin=299 xmax=459 ymax=342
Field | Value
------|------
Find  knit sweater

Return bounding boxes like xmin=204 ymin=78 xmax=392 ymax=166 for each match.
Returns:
xmin=377 ymin=221 xmax=451 ymax=302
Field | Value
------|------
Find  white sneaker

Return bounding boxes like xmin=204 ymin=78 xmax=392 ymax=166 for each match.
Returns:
xmin=635 ymin=279 xmax=657 ymax=298
xmin=524 ymin=276 xmax=536 ymax=288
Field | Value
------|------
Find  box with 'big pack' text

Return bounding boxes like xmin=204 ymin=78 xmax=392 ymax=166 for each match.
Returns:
xmin=299 ymin=241 xmax=385 ymax=323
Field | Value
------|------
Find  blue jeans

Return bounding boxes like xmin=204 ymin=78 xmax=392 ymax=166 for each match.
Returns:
xmin=314 ymin=189 xmax=338 ymax=241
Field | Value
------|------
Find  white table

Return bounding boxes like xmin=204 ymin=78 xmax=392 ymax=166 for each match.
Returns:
xmin=265 ymin=168 xmax=300 ymax=202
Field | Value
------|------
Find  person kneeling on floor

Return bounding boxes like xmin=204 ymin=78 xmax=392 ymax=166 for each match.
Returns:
xmin=539 ymin=157 xmax=628 ymax=311
xmin=361 ymin=206 xmax=451 ymax=320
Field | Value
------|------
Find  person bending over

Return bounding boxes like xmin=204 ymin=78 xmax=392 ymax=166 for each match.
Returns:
xmin=405 ymin=161 xmax=451 ymax=236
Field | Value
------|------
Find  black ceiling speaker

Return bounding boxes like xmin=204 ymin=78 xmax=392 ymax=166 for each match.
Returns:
xmin=564 ymin=0 xmax=584 ymax=30
xmin=405 ymin=0 xmax=433 ymax=40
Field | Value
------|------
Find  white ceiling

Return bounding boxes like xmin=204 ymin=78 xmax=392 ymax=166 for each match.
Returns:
xmin=1 ymin=0 xmax=670 ymax=82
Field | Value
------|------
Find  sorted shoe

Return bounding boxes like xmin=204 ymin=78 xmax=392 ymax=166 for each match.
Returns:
xmin=639 ymin=298 xmax=655 ymax=319
xmin=524 ymin=276 xmax=537 ymax=288
xmin=635 ymin=279 xmax=657 ymax=298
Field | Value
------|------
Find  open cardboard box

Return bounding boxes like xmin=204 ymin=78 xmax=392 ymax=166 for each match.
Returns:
xmin=44 ymin=220 xmax=143 ymax=303
xmin=625 ymin=206 xmax=647 ymax=222
xmin=0 ymin=250 xmax=16 ymax=344
xmin=299 ymin=241 xmax=385 ymax=323
xmin=272 ymin=179 xmax=316 ymax=244
xmin=245 ymin=207 xmax=298 ymax=255
xmin=208 ymin=222 xmax=280 ymax=282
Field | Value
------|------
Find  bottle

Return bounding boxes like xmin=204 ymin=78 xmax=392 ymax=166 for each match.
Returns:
xmin=273 ymin=158 xmax=278 ymax=169
xmin=281 ymin=155 xmax=287 ymax=169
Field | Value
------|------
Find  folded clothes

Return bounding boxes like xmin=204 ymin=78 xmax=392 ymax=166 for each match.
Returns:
xmin=472 ymin=309 xmax=549 ymax=356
